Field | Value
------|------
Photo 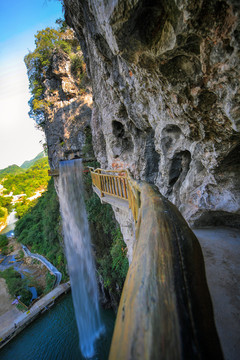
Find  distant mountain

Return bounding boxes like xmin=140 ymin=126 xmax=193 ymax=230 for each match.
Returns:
xmin=0 ymin=152 xmax=46 ymax=181
xmin=0 ymin=164 xmax=24 ymax=180
xmin=20 ymin=151 xmax=45 ymax=170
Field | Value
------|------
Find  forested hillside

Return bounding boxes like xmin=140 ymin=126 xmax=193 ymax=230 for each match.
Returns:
xmin=0 ymin=164 xmax=24 ymax=180
xmin=0 ymin=155 xmax=50 ymax=227
xmin=20 ymin=151 xmax=45 ymax=170
xmin=2 ymin=157 xmax=49 ymax=197
xmin=15 ymin=178 xmax=68 ymax=282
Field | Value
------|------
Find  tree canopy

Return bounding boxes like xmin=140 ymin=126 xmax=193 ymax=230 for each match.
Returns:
xmin=24 ymin=20 xmax=85 ymax=126
xmin=15 ymin=178 xmax=68 ymax=281
xmin=2 ymin=157 xmax=50 ymax=197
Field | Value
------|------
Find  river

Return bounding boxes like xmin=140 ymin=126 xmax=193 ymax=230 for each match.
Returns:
xmin=1 ymin=210 xmax=17 ymax=237
xmin=0 ymin=292 xmax=115 ymax=360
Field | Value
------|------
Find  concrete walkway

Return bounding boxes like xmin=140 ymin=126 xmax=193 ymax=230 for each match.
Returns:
xmin=194 ymin=227 xmax=240 ymax=360
xmin=22 ymin=245 xmax=62 ymax=286
xmin=93 ymin=186 xmax=129 ymax=210
xmin=0 ymin=282 xmax=70 ymax=349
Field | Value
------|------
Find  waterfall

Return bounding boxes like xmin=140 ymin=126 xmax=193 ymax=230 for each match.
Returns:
xmin=58 ymin=159 xmax=103 ymax=358
xmin=7 ymin=210 xmax=17 ymax=226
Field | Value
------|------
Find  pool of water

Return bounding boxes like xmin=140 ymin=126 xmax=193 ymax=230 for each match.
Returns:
xmin=0 ymin=293 xmax=115 ymax=360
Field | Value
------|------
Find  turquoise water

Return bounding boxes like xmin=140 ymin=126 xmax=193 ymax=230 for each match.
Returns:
xmin=0 ymin=293 xmax=115 ymax=360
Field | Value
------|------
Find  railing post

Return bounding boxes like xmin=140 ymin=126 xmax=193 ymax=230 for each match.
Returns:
xmin=99 ymin=175 xmax=103 ymax=197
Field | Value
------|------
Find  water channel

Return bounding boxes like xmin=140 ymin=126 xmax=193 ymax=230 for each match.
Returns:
xmin=0 ymin=292 xmax=115 ymax=360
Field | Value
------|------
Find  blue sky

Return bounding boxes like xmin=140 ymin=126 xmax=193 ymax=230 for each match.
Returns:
xmin=0 ymin=0 xmax=63 ymax=169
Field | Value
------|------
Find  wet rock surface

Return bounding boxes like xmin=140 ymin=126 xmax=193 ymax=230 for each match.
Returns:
xmin=62 ymin=0 xmax=240 ymax=229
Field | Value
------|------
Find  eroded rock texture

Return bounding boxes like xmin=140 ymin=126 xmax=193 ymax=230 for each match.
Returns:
xmin=63 ymin=0 xmax=240 ymax=228
xmin=41 ymin=30 xmax=92 ymax=171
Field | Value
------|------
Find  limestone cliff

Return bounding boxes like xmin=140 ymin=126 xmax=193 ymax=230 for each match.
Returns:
xmin=34 ymin=29 xmax=93 ymax=171
xmin=62 ymin=0 xmax=240 ymax=231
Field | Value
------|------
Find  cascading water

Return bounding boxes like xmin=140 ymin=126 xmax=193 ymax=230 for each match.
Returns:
xmin=58 ymin=159 xmax=103 ymax=358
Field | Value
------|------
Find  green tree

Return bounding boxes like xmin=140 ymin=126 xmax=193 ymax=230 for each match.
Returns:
xmin=84 ymin=169 xmax=129 ymax=301
xmin=15 ymin=178 xmax=67 ymax=281
xmin=0 ymin=207 xmax=6 ymax=218
xmin=0 ymin=196 xmax=13 ymax=212
xmin=0 ymin=234 xmax=9 ymax=255
xmin=24 ymin=21 xmax=85 ymax=126
xmin=2 ymin=157 xmax=50 ymax=198
xmin=0 ymin=235 xmax=8 ymax=248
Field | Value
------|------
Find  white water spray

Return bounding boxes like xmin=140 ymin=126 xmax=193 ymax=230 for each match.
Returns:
xmin=59 ymin=159 xmax=103 ymax=358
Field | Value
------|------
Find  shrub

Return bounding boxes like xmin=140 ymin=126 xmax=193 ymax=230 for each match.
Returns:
xmin=18 ymin=249 xmax=24 ymax=259
xmin=0 ymin=267 xmax=32 ymax=306
xmin=83 ymin=166 xmax=129 ymax=301
xmin=1 ymin=246 xmax=8 ymax=255
xmin=0 ymin=234 xmax=8 ymax=248
xmin=15 ymin=178 xmax=68 ymax=282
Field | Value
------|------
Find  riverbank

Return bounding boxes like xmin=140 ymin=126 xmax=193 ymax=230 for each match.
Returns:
xmin=0 ymin=281 xmax=71 ymax=349
xmin=0 ymin=240 xmax=49 ymax=304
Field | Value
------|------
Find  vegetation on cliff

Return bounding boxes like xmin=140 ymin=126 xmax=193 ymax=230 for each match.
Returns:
xmin=24 ymin=19 xmax=86 ymax=126
xmin=86 ymin=190 xmax=128 ymax=290
xmin=0 ymin=234 xmax=9 ymax=255
xmin=83 ymin=159 xmax=129 ymax=305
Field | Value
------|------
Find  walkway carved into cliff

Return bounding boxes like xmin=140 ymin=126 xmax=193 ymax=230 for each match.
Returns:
xmin=89 ymin=168 xmax=140 ymax=222
xmin=90 ymin=167 xmax=223 ymax=360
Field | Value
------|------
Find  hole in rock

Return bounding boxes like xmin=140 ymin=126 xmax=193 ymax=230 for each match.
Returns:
xmin=161 ymin=137 xmax=173 ymax=153
xmin=112 ymin=120 xmax=125 ymax=138
xmin=162 ymin=124 xmax=182 ymax=136
xmin=112 ymin=120 xmax=134 ymax=157
xmin=161 ymin=125 xmax=182 ymax=154
xmin=168 ymin=150 xmax=191 ymax=187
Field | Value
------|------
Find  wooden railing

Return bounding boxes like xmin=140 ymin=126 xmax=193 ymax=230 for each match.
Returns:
xmin=89 ymin=168 xmax=140 ymax=222
xmin=89 ymin=168 xmax=223 ymax=359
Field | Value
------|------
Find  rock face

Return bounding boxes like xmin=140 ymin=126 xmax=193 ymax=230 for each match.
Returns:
xmin=41 ymin=30 xmax=92 ymax=172
xmin=63 ymin=0 xmax=240 ymax=229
